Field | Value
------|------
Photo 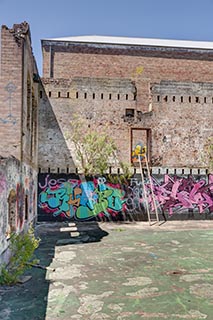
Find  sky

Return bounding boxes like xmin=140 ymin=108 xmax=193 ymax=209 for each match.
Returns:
xmin=1 ymin=0 xmax=213 ymax=76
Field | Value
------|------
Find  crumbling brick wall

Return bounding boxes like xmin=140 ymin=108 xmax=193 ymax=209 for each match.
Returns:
xmin=0 ymin=22 xmax=39 ymax=168
xmin=0 ymin=22 xmax=39 ymax=263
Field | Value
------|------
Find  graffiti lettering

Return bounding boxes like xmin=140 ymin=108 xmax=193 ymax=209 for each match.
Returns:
xmin=38 ymin=174 xmax=213 ymax=220
xmin=38 ymin=177 xmax=126 ymax=220
xmin=146 ymin=174 xmax=213 ymax=215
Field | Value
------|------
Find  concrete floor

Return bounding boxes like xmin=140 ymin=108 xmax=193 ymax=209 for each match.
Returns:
xmin=1 ymin=220 xmax=213 ymax=320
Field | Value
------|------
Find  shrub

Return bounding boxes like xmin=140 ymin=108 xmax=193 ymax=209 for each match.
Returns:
xmin=0 ymin=225 xmax=40 ymax=286
xmin=107 ymin=161 xmax=133 ymax=184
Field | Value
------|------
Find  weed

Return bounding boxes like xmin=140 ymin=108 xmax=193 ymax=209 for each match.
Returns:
xmin=0 ymin=225 xmax=40 ymax=286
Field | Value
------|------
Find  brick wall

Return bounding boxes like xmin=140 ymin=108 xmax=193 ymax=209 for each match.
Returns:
xmin=0 ymin=23 xmax=39 ymax=168
xmin=39 ymin=77 xmax=137 ymax=170
xmin=0 ymin=22 xmax=39 ymax=263
xmin=42 ymin=43 xmax=213 ymax=83
xmin=39 ymin=77 xmax=213 ymax=171
xmin=0 ymin=25 xmax=22 ymax=158
xmin=39 ymin=40 xmax=213 ymax=171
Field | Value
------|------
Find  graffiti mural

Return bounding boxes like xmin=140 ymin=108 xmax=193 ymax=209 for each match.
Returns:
xmin=38 ymin=175 xmax=126 ymax=220
xmin=132 ymin=142 xmax=146 ymax=163
xmin=128 ymin=174 xmax=213 ymax=216
xmin=38 ymin=174 xmax=213 ymax=221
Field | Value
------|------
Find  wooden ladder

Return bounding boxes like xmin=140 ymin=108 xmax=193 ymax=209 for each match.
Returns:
xmin=138 ymin=153 xmax=160 ymax=226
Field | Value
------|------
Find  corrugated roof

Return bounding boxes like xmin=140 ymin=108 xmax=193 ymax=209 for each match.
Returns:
xmin=42 ymin=35 xmax=213 ymax=49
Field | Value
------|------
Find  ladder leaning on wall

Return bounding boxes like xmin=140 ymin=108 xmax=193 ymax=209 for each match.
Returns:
xmin=138 ymin=153 xmax=160 ymax=226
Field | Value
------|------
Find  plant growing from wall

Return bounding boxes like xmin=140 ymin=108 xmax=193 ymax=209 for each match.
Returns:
xmin=107 ymin=160 xmax=133 ymax=184
xmin=69 ymin=115 xmax=121 ymax=176
xmin=0 ymin=225 xmax=40 ymax=286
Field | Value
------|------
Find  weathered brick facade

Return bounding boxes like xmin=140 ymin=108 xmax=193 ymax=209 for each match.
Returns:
xmin=0 ymin=22 xmax=39 ymax=262
xmin=1 ymin=24 xmax=213 ymax=228
xmin=0 ymin=22 xmax=39 ymax=166
xmin=39 ymin=37 xmax=213 ymax=172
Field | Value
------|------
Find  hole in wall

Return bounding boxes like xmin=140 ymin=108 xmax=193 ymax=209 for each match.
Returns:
xmin=25 ymin=195 xmax=28 ymax=220
xmin=125 ymin=109 xmax=135 ymax=117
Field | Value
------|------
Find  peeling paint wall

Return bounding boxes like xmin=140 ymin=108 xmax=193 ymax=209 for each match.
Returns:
xmin=0 ymin=157 xmax=37 ymax=264
xmin=0 ymin=22 xmax=39 ymax=263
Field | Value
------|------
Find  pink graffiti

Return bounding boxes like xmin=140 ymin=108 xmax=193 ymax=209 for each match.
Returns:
xmin=147 ymin=174 xmax=213 ymax=215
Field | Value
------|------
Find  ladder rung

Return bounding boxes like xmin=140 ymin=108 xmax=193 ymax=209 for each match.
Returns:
xmin=138 ymin=153 xmax=160 ymax=226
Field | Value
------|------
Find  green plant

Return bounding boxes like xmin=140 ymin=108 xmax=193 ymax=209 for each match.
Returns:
xmin=69 ymin=115 xmax=118 ymax=176
xmin=0 ymin=225 xmax=40 ymax=286
xmin=107 ymin=161 xmax=133 ymax=184
xmin=119 ymin=161 xmax=133 ymax=181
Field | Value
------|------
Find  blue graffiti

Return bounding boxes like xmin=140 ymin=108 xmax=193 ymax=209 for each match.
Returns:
xmin=38 ymin=177 xmax=126 ymax=220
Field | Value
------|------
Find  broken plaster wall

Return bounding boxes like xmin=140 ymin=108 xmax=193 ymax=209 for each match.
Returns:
xmin=0 ymin=157 xmax=37 ymax=265
xmin=0 ymin=22 xmax=39 ymax=264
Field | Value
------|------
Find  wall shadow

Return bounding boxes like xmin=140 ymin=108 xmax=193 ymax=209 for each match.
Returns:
xmin=0 ymin=220 xmax=108 ymax=320
xmin=38 ymin=83 xmax=76 ymax=172
xmin=0 ymin=224 xmax=55 ymax=320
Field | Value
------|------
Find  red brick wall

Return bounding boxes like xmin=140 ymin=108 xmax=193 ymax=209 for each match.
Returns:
xmin=0 ymin=25 xmax=22 ymax=159
xmin=42 ymin=43 xmax=213 ymax=83
xmin=0 ymin=23 xmax=39 ymax=167
xmin=39 ymin=41 xmax=213 ymax=171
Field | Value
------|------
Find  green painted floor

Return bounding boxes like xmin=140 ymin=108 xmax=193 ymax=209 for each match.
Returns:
xmin=1 ymin=221 xmax=213 ymax=320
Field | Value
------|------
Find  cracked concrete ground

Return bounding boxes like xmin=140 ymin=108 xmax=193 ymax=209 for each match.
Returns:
xmin=0 ymin=220 xmax=213 ymax=320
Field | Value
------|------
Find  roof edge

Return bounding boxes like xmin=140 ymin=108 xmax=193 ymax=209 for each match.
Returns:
xmin=41 ymin=35 xmax=213 ymax=50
